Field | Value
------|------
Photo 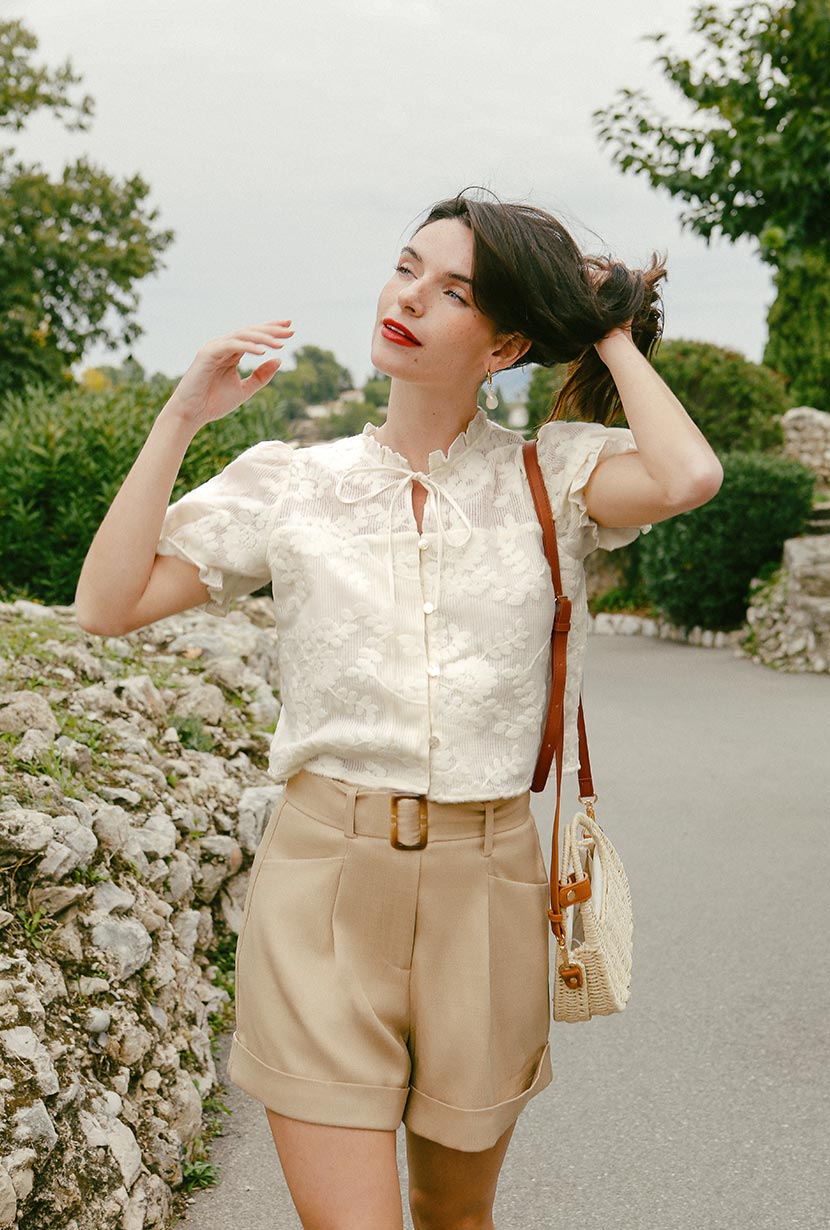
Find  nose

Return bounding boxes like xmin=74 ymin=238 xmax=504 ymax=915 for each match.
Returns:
xmin=396 ymin=279 xmax=424 ymax=315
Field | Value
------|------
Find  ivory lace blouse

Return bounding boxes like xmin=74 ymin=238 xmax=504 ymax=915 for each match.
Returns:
xmin=156 ymin=407 xmax=651 ymax=801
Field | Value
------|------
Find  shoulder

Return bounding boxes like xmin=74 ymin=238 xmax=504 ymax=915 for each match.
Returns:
xmin=230 ymin=437 xmax=297 ymax=468
xmin=533 ymin=419 xmax=638 ymax=489
xmin=529 ymin=419 xmax=645 ymax=559
xmin=535 ymin=418 xmax=635 ymax=460
xmin=224 ymin=433 xmax=364 ymax=479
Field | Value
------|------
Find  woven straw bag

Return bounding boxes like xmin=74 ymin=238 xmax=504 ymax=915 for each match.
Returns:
xmin=522 ymin=439 xmax=634 ymax=1024
xmin=554 ymin=804 xmax=633 ymax=1021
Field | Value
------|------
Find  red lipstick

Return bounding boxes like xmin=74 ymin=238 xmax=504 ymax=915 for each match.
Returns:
xmin=381 ymin=318 xmax=422 ymax=346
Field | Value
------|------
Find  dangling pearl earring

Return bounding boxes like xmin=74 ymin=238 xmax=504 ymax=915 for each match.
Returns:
xmin=485 ymin=369 xmax=499 ymax=410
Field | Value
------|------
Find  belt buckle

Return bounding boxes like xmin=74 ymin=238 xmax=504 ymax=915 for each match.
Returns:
xmin=390 ymin=794 xmax=429 ymax=849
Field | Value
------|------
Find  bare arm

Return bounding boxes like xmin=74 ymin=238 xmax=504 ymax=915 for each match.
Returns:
xmin=583 ymin=328 xmax=724 ymax=528
xmin=74 ymin=408 xmax=205 ymax=635
xmin=74 ymin=319 xmax=293 ymax=637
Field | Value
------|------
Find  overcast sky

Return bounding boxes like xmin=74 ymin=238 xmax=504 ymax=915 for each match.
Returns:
xmin=6 ymin=0 xmax=771 ymax=391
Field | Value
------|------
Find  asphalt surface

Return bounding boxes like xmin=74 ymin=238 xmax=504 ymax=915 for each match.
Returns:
xmin=179 ymin=636 xmax=830 ymax=1230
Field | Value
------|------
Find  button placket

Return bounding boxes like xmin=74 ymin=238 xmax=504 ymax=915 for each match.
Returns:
xmin=418 ymin=535 xmax=441 ymax=682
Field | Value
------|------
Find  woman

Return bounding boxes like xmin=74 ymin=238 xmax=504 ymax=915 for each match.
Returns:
xmin=75 ymin=188 xmax=722 ymax=1230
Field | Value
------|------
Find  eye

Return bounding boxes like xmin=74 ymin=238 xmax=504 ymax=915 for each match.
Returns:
xmin=395 ymin=264 xmax=413 ymax=276
xmin=395 ymin=264 xmax=467 ymax=304
xmin=446 ymin=288 xmax=467 ymax=304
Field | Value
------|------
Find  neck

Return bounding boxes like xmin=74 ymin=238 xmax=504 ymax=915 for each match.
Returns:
xmin=374 ymin=377 xmax=482 ymax=471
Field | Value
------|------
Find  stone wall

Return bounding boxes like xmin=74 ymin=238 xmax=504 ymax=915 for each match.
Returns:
xmin=0 ymin=597 xmax=284 ymax=1230
xmin=740 ymin=535 xmax=830 ymax=672
xmin=781 ymin=406 xmax=830 ymax=496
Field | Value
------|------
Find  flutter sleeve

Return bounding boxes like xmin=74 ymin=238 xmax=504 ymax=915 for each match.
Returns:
xmin=535 ymin=419 xmax=653 ymax=561
xmin=155 ymin=438 xmax=294 ymax=618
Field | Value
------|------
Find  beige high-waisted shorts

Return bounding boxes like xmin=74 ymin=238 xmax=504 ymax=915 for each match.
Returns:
xmin=226 ymin=768 xmax=553 ymax=1152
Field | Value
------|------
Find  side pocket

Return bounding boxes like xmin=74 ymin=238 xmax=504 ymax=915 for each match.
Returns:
xmin=488 ymin=814 xmax=550 ymax=887
xmin=236 ymin=794 xmax=288 ymax=952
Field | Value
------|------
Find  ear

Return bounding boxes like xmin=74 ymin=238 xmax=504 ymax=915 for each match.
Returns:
xmin=490 ymin=332 xmax=531 ymax=372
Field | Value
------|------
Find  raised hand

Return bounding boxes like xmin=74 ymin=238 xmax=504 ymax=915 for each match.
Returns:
xmin=166 ymin=320 xmax=294 ymax=430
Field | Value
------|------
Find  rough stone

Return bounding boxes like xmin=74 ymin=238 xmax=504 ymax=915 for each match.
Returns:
xmin=741 ymin=534 xmax=830 ymax=672
xmin=0 ymin=1165 xmax=16 ymax=1228
xmin=0 ymin=595 xmax=287 ymax=1228
xmin=11 ymin=1099 xmax=58 ymax=1155
xmin=782 ymin=406 xmax=830 ymax=495
xmin=0 ymin=691 xmax=60 ymax=736
xmin=88 ymin=918 xmax=153 ymax=981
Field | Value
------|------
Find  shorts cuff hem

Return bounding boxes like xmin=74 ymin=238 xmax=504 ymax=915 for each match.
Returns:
xmin=227 ymin=1032 xmax=409 ymax=1129
xmin=403 ymin=1038 xmax=553 ymax=1152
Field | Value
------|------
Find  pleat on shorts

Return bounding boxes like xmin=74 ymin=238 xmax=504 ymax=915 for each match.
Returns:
xmin=226 ymin=768 xmax=553 ymax=1152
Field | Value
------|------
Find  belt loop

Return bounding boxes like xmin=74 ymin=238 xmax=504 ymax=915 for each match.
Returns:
xmin=483 ymin=801 xmax=494 ymax=858
xmin=342 ymin=783 xmax=358 ymax=838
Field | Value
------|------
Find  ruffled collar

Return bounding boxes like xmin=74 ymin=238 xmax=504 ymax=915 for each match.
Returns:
xmin=359 ymin=406 xmax=490 ymax=474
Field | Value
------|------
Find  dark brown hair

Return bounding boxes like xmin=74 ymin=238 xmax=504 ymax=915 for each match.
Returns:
xmin=413 ymin=186 xmax=667 ymax=426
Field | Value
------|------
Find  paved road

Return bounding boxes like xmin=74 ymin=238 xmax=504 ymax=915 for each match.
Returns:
xmin=180 ymin=637 xmax=830 ymax=1230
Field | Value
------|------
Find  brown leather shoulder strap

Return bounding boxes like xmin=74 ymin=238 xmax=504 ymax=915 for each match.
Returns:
xmin=522 ymin=439 xmax=593 ymax=795
xmin=522 ymin=439 xmax=595 ymax=940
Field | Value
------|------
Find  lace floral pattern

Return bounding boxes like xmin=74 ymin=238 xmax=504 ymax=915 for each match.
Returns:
xmin=156 ymin=409 xmax=651 ymax=800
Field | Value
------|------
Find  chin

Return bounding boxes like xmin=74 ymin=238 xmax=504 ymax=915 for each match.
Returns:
xmin=369 ymin=337 xmax=407 ymax=380
xmin=369 ymin=351 xmax=394 ymax=379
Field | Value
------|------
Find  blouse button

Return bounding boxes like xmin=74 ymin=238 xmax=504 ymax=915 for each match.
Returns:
xmin=426 ymin=663 xmax=440 ymax=677
xmin=418 ymin=537 xmax=429 ymax=550
xmin=428 ymin=735 xmax=440 ymax=748
xmin=423 ymin=601 xmax=435 ymax=614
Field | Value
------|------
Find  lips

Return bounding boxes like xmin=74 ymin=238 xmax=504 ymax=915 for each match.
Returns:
xmin=382 ymin=318 xmax=422 ymax=345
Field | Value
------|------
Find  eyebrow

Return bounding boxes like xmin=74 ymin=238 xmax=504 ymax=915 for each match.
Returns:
xmin=400 ymin=244 xmax=474 ymax=286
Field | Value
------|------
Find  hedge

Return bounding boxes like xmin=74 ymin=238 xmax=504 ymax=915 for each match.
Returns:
xmin=0 ymin=379 xmax=292 ymax=608
xmin=639 ymin=451 xmax=815 ymax=630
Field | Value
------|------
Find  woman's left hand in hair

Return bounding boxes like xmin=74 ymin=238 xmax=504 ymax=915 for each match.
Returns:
xmin=594 ymin=320 xmax=633 ymax=365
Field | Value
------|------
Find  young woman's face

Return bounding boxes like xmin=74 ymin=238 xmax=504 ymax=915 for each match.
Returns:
xmin=370 ymin=217 xmax=505 ymax=389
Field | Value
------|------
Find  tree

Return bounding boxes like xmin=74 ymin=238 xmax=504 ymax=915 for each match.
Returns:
xmin=0 ymin=19 xmax=174 ymax=397
xmin=593 ymin=0 xmax=830 ymax=411
xmin=362 ymin=374 xmax=392 ymax=408
xmin=287 ymin=345 xmax=353 ymax=404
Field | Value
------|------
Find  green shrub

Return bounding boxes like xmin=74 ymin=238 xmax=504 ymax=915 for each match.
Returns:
xmin=640 ymin=451 xmax=815 ymax=630
xmin=651 ymin=339 xmax=788 ymax=455
xmin=0 ymin=378 xmax=293 ymax=607
xmin=589 ymin=586 xmax=658 ymax=617
xmin=526 ymin=339 xmax=788 ymax=454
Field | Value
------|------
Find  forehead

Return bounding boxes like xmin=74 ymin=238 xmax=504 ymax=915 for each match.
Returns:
xmin=407 ymin=217 xmax=474 ymax=270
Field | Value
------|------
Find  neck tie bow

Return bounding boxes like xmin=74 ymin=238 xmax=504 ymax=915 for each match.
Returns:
xmin=333 ymin=462 xmax=473 ymax=608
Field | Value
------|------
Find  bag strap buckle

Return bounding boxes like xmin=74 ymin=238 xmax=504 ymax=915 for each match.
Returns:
xmin=559 ymin=963 xmax=584 ymax=990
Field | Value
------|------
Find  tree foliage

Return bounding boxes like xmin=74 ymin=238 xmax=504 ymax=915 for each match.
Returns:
xmin=273 ymin=345 xmax=354 ymax=414
xmin=763 ymin=246 xmax=830 ymax=409
xmin=593 ymin=0 xmax=829 ymax=255
xmin=593 ymin=0 xmax=830 ymax=409
xmin=0 ymin=18 xmax=174 ymax=397
xmin=362 ymin=374 xmax=392 ymax=408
